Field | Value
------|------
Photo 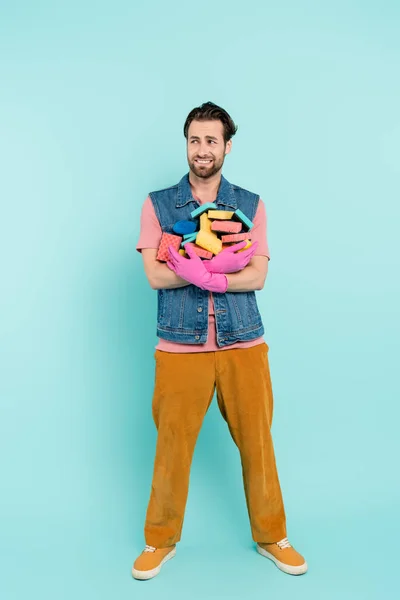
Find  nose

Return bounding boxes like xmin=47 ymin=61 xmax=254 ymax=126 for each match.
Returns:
xmin=197 ymin=141 xmax=211 ymax=156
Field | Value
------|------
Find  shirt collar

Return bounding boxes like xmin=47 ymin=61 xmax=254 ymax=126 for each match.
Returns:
xmin=176 ymin=172 xmax=238 ymax=210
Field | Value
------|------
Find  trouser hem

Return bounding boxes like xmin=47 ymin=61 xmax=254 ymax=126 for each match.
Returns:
xmin=253 ymin=528 xmax=287 ymax=545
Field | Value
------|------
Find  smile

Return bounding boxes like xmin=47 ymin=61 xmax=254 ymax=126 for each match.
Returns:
xmin=195 ymin=159 xmax=213 ymax=164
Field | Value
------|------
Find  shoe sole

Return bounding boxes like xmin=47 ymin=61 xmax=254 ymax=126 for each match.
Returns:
xmin=256 ymin=544 xmax=308 ymax=575
xmin=132 ymin=548 xmax=176 ymax=580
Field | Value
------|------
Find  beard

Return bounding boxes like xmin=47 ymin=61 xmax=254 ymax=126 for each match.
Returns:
xmin=188 ymin=154 xmax=225 ymax=179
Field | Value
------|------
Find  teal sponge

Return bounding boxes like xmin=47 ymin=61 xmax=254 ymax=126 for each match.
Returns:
xmin=190 ymin=202 xmax=217 ymax=219
xmin=233 ymin=208 xmax=253 ymax=231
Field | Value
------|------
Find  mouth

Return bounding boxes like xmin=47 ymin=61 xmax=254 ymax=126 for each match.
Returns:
xmin=194 ymin=158 xmax=213 ymax=165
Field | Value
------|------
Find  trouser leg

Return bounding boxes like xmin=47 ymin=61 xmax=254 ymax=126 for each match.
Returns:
xmin=144 ymin=350 xmax=215 ymax=548
xmin=215 ymin=343 xmax=287 ymax=543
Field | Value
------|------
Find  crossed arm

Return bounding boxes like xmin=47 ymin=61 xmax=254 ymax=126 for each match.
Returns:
xmin=141 ymin=248 xmax=268 ymax=292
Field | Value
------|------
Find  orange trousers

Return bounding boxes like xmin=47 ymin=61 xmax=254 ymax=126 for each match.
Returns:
xmin=144 ymin=342 xmax=287 ymax=548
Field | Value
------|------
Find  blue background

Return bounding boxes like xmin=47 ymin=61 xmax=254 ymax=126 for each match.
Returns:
xmin=1 ymin=1 xmax=399 ymax=598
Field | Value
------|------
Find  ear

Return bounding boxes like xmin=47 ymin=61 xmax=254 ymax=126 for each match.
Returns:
xmin=225 ymin=139 xmax=232 ymax=156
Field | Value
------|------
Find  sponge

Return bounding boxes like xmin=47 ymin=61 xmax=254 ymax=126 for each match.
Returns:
xmin=232 ymin=208 xmax=253 ymax=231
xmin=211 ymin=220 xmax=242 ymax=234
xmin=200 ymin=212 xmax=212 ymax=233
xmin=157 ymin=232 xmax=182 ymax=262
xmin=196 ymin=229 xmax=223 ymax=255
xmin=237 ymin=240 xmax=252 ymax=252
xmin=190 ymin=202 xmax=217 ymax=219
xmin=181 ymin=232 xmax=198 ymax=244
xmin=173 ymin=220 xmax=197 ymax=235
xmin=221 ymin=232 xmax=251 ymax=244
xmin=208 ymin=210 xmax=235 ymax=220
xmin=184 ymin=242 xmax=213 ymax=259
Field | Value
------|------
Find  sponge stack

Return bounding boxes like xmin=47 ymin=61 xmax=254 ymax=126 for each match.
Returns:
xmin=156 ymin=203 xmax=255 ymax=261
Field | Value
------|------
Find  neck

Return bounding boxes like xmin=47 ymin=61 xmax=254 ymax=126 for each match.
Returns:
xmin=188 ymin=169 xmax=222 ymax=202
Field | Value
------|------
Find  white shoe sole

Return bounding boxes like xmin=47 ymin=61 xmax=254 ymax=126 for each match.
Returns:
xmin=256 ymin=544 xmax=308 ymax=575
xmin=132 ymin=547 xmax=176 ymax=580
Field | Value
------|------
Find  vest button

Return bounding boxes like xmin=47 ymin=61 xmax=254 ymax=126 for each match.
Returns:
xmin=197 ymin=307 xmax=203 ymax=312
xmin=195 ymin=335 xmax=200 ymax=340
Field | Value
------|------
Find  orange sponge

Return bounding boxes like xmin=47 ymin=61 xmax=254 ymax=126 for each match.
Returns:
xmin=221 ymin=232 xmax=251 ymax=244
xmin=184 ymin=242 xmax=213 ymax=259
xmin=211 ymin=220 xmax=242 ymax=234
xmin=157 ymin=232 xmax=182 ymax=262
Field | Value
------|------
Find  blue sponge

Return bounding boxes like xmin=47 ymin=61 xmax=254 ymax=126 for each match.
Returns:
xmin=173 ymin=220 xmax=197 ymax=235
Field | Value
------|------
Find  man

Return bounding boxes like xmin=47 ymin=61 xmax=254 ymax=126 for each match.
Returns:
xmin=132 ymin=102 xmax=307 ymax=580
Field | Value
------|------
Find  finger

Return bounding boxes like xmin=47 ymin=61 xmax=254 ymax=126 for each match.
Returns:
xmin=238 ymin=247 xmax=256 ymax=263
xmin=223 ymin=240 xmax=247 ymax=253
xmin=241 ymin=250 xmax=254 ymax=264
xmin=167 ymin=248 xmax=178 ymax=262
xmin=168 ymin=247 xmax=185 ymax=265
xmin=166 ymin=260 xmax=176 ymax=271
xmin=184 ymin=244 xmax=200 ymax=260
xmin=251 ymin=240 xmax=259 ymax=252
xmin=241 ymin=245 xmax=258 ymax=261
xmin=167 ymin=252 xmax=179 ymax=269
xmin=242 ymin=241 xmax=258 ymax=255
xmin=168 ymin=245 xmax=180 ymax=259
xmin=247 ymin=241 xmax=259 ymax=254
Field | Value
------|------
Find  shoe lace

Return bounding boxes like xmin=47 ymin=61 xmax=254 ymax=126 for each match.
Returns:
xmin=144 ymin=545 xmax=156 ymax=553
xmin=277 ymin=537 xmax=292 ymax=550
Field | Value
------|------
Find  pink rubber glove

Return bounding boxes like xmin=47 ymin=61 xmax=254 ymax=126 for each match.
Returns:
xmin=204 ymin=240 xmax=258 ymax=274
xmin=167 ymin=245 xmax=228 ymax=293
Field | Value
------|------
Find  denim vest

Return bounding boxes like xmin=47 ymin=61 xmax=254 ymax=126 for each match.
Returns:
xmin=150 ymin=173 xmax=265 ymax=347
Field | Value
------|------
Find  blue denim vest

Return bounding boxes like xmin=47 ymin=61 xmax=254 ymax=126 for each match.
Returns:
xmin=149 ymin=173 xmax=265 ymax=347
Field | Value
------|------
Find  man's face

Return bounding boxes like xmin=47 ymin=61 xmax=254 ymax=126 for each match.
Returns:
xmin=187 ymin=120 xmax=232 ymax=179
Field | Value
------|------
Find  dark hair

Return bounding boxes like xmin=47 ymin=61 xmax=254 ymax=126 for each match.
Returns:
xmin=183 ymin=101 xmax=238 ymax=143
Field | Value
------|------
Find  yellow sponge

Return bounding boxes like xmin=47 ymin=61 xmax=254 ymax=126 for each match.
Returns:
xmin=200 ymin=212 xmax=212 ymax=233
xmin=237 ymin=240 xmax=252 ymax=252
xmin=208 ymin=210 xmax=234 ymax=220
xmin=178 ymin=249 xmax=187 ymax=256
xmin=196 ymin=230 xmax=222 ymax=255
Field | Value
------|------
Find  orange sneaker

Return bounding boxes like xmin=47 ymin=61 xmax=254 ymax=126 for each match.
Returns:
xmin=132 ymin=544 xmax=176 ymax=580
xmin=257 ymin=538 xmax=308 ymax=575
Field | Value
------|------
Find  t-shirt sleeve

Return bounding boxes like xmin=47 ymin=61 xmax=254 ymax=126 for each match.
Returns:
xmin=136 ymin=195 xmax=162 ymax=253
xmin=251 ymin=198 xmax=270 ymax=260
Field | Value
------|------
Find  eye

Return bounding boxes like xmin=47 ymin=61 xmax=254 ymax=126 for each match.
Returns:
xmin=209 ymin=140 xmax=216 ymax=144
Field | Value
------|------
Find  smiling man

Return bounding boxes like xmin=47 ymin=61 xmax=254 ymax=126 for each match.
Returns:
xmin=189 ymin=126 xmax=226 ymax=178
xmin=132 ymin=102 xmax=307 ymax=580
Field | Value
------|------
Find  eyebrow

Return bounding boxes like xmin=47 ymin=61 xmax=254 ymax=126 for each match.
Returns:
xmin=189 ymin=135 xmax=219 ymax=141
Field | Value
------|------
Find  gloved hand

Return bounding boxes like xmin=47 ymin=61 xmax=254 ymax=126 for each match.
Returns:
xmin=204 ymin=240 xmax=258 ymax=273
xmin=167 ymin=245 xmax=228 ymax=293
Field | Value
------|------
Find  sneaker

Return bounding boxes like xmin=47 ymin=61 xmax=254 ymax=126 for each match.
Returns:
xmin=257 ymin=538 xmax=308 ymax=575
xmin=132 ymin=544 xmax=176 ymax=580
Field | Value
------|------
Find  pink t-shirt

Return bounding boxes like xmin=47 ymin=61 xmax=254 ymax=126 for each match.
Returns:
xmin=136 ymin=191 xmax=270 ymax=353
